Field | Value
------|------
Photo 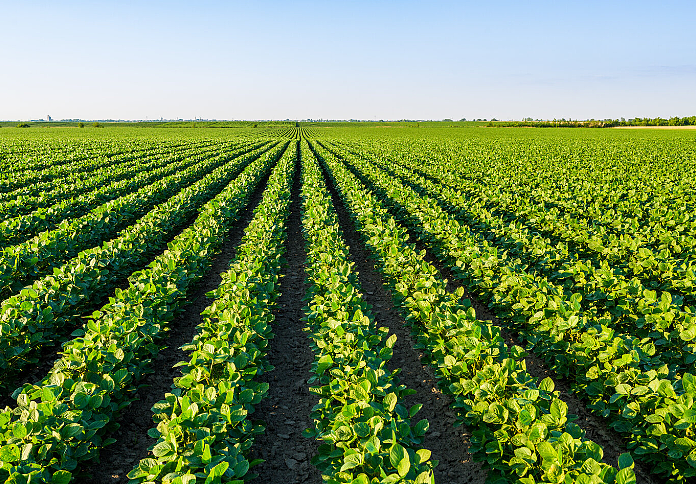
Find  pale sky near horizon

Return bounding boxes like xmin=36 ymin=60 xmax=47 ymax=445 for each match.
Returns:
xmin=1 ymin=0 xmax=694 ymax=121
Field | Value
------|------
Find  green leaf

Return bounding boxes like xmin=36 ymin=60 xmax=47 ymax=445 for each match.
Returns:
xmin=415 ymin=471 xmax=432 ymax=484
xmin=550 ymin=399 xmax=567 ymax=419
xmin=416 ymin=448 xmax=431 ymax=464
xmin=341 ymin=453 xmax=362 ymax=472
xmin=384 ymin=393 xmax=398 ymax=413
xmin=581 ymin=457 xmax=601 ymax=475
xmin=616 ymin=467 xmax=636 ymax=484
xmin=680 ymin=325 xmax=696 ymax=342
xmin=152 ymin=441 xmax=173 ymax=458
xmin=643 ymin=289 xmax=657 ymax=303
xmin=52 ymin=470 xmax=72 ymax=484
xmin=72 ymin=392 xmax=90 ymax=409
xmin=657 ymin=380 xmax=677 ymax=398
xmin=414 ymin=419 xmax=429 ymax=436
xmin=615 ymin=384 xmax=631 ymax=395
xmin=529 ymin=422 xmax=548 ymax=443
xmin=539 ymin=377 xmax=555 ymax=393
xmin=209 ymin=461 xmax=229 ymax=477
xmin=389 ymin=443 xmax=405 ymax=470
xmin=0 ymin=444 xmax=21 ymax=462
xmin=618 ymin=453 xmax=634 ymax=469
xmin=61 ymin=423 xmax=83 ymax=439
xmin=537 ymin=442 xmax=558 ymax=461
xmin=351 ymin=475 xmax=369 ymax=484
xmin=683 ymin=373 xmax=696 ymax=395
xmin=233 ymin=459 xmax=249 ymax=477
xmin=12 ymin=422 xmax=27 ymax=439
xmin=202 ymin=443 xmax=212 ymax=463
xmin=409 ymin=403 xmax=423 ymax=417
xmin=518 ymin=409 xmax=534 ymax=427
xmin=317 ymin=355 xmax=334 ymax=374
xmin=397 ymin=450 xmax=410 ymax=477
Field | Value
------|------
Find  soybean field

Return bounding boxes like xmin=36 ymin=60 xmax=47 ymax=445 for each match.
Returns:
xmin=1 ymin=124 xmax=695 ymax=484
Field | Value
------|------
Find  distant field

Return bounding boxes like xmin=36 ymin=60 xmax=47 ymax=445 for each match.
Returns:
xmin=1 ymin=125 xmax=695 ymax=483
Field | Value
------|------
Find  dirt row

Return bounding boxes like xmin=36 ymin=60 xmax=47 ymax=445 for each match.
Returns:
xmin=247 ymin=148 xmax=322 ymax=484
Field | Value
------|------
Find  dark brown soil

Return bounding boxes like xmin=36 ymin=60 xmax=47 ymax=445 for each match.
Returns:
xmin=318 ymin=157 xmax=486 ymax=484
xmin=81 ymin=164 xmax=275 ymax=484
xmin=249 ymin=149 xmax=323 ymax=483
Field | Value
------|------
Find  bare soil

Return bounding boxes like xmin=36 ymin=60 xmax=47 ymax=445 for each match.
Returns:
xmin=249 ymin=148 xmax=323 ymax=483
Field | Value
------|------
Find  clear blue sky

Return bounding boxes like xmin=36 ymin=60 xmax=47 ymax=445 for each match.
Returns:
xmin=1 ymin=0 xmax=694 ymax=121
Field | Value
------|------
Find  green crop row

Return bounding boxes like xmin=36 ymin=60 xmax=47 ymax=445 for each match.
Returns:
xmin=318 ymin=141 xmax=696 ymax=481
xmin=0 ymin=141 xmax=241 ymax=248
xmin=329 ymin=141 xmax=696 ymax=371
xmin=348 ymin=134 xmax=696 ymax=259
xmin=0 ymin=137 xmax=182 ymax=174
xmin=0 ymin=140 xmax=267 ymax=300
xmin=342 ymin=138 xmax=696 ymax=295
xmin=355 ymin=139 xmax=696 ymax=311
xmin=0 ymin=139 xmax=197 ymax=196
xmin=0 ymin=140 xmax=225 ymax=223
xmin=300 ymin=142 xmax=435 ymax=484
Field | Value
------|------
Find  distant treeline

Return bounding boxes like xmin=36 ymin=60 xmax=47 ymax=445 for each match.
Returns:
xmin=489 ymin=116 xmax=696 ymax=128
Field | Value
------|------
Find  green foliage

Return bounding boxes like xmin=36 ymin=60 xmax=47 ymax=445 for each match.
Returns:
xmin=299 ymin=142 xmax=435 ymax=483
xmin=0 ymin=120 xmax=692 ymax=483
xmin=311 ymin=139 xmax=634 ymax=483
xmin=0 ymin=142 xmax=278 ymax=390
xmin=0 ymin=142 xmax=286 ymax=482
xmin=128 ymin=142 xmax=295 ymax=483
xmin=312 ymin=129 xmax=696 ymax=481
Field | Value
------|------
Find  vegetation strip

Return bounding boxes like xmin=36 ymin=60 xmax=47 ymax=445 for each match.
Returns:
xmin=347 ymin=138 xmax=696 ymax=317
xmin=0 ymin=141 xmax=249 ymax=248
xmin=0 ymin=141 xmax=265 ymax=300
xmin=0 ymin=140 xmax=223 ymax=223
xmin=320 ymin=140 xmax=696 ymax=481
xmin=324 ymin=140 xmax=696 ymax=377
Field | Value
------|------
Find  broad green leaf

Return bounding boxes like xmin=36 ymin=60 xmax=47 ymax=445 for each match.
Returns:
xmin=52 ymin=470 xmax=72 ymax=484
xmin=539 ymin=377 xmax=555 ymax=393
xmin=384 ymin=393 xmax=398 ymax=413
